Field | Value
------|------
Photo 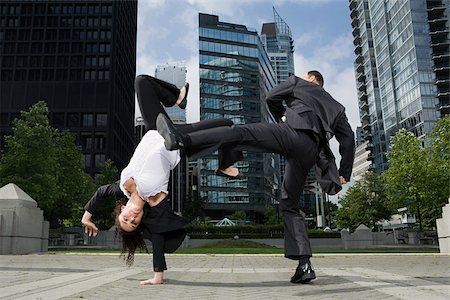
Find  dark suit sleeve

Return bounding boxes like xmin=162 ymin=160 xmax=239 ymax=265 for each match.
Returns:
xmin=334 ymin=112 xmax=355 ymax=181
xmin=265 ymin=75 xmax=296 ymax=122
xmin=84 ymin=180 xmax=124 ymax=214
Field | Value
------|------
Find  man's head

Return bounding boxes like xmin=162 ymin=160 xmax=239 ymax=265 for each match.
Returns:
xmin=301 ymin=70 xmax=324 ymax=87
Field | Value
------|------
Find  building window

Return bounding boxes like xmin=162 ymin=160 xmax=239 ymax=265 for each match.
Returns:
xmin=67 ymin=113 xmax=79 ymax=127
xmin=82 ymin=114 xmax=94 ymax=126
xmin=94 ymin=154 xmax=106 ymax=167
xmin=81 ymin=134 xmax=93 ymax=149
xmin=96 ymin=114 xmax=107 ymax=127
xmin=95 ymin=135 xmax=106 ymax=149
xmin=84 ymin=70 xmax=96 ymax=80
xmin=84 ymin=154 xmax=91 ymax=168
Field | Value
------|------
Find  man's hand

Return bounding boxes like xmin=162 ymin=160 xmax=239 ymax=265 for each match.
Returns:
xmin=81 ymin=211 xmax=98 ymax=237
xmin=339 ymin=176 xmax=347 ymax=185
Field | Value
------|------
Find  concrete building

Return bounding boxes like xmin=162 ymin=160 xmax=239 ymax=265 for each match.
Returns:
xmin=155 ymin=62 xmax=187 ymax=124
xmin=197 ymin=13 xmax=279 ymax=222
xmin=0 ymin=1 xmax=138 ymax=177
xmin=352 ymin=140 xmax=373 ymax=182
xmin=349 ymin=0 xmax=449 ymax=174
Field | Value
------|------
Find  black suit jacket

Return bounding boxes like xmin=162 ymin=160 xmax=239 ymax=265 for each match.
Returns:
xmin=265 ymin=75 xmax=355 ymax=194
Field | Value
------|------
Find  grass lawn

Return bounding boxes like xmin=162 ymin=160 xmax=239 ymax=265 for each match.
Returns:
xmin=49 ymin=239 xmax=439 ymax=254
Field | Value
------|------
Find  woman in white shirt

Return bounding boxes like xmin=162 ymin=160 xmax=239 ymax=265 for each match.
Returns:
xmin=82 ymin=75 xmax=237 ymax=284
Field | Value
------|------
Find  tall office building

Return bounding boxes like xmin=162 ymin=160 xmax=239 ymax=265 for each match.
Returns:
xmin=349 ymin=0 xmax=449 ymax=174
xmin=154 ymin=62 xmax=188 ymax=213
xmin=0 ymin=1 xmax=138 ymax=177
xmin=260 ymin=7 xmax=295 ymax=85
xmin=198 ymin=13 xmax=279 ymax=222
xmin=155 ymin=62 xmax=187 ymax=124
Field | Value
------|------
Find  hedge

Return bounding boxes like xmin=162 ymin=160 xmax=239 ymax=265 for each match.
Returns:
xmin=185 ymin=224 xmax=340 ymax=239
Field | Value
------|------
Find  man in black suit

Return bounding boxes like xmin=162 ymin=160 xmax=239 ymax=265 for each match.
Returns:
xmin=157 ymin=70 xmax=355 ymax=283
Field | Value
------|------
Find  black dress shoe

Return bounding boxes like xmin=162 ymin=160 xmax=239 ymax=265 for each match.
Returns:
xmin=156 ymin=113 xmax=185 ymax=150
xmin=290 ymin=262 xmax=316 ymax=284
xmin=215 ymin=169 xmax=243 ymax=179
xmin=178 ymin=82 xmax=189 ymax=109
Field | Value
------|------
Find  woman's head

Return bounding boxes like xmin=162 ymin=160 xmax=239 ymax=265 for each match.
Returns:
xmin=113 ymin=199 xmax=148 ymax=266
xmin=115 ymin=193 xmax=145 ymax=232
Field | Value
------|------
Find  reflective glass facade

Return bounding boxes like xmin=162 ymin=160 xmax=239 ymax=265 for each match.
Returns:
xmin=198 ymin=13 xmax=278 ymax=221
xmin=260 ymin=7 xmax=295 ymax=84
xmin=349 ymin=0 xmax=448 ymax=174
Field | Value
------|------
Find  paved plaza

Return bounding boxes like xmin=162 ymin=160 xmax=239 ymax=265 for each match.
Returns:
xmin=0 ymin=253 xmax=449 ymax=299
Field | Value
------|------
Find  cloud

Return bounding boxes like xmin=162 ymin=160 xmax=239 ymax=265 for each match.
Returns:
xmin=293 ymin=33 xmax=359 ymax=130
xmin=186 ymin=0 xmax=265 ymax=17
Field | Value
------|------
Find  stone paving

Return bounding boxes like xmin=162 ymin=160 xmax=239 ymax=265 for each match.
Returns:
xmin=0 ymin=253 xmax=449 ymax=299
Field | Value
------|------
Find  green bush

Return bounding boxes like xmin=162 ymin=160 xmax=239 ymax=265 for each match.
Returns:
xmin=185 ymin=224 xmax=340 ymax=239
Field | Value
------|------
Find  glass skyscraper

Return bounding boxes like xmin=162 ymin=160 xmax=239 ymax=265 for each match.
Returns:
xmin=154 ymin=62 xmax=188 ymax=213
xmin=0 ymin=1 xmax=138 ymax=177
xmin=349 ymin=0 xmax=448 ymax=174
xmin=260 ymin=7 xmax=295 ymax=85
xmin=198 ymin=13 xmax=279 ymax=222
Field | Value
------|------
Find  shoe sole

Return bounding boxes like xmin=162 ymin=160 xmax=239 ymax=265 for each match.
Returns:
xmin=156 ymin=114 xmax=179 ymax=150
xmin=290 ymin=272 xmax=316 ymax=284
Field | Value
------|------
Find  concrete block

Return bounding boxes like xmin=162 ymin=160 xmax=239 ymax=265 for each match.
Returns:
xmin=0 ymin=209 xmax=15 ymax=235
xmin=1 ymin=236 xmax=13 ymax=255
xmin=340 ymin=225 xmax=374 ymax=249
xmin=0 ymin=183 xmax=37 ymax=208
xmin=15 ymin=206 xmax=44 ymax=238
xmin=0 ymin=183 xmax=49 ymax=254
xmin=436 ymin=198 xmax=450 ymax=253
xmin=436 ymin=217 xmax=449 ymax=238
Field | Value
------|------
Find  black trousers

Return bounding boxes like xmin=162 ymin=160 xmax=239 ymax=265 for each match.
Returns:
xmin=135 ymin=74 xmax=237 ymax=135
xmin=150 ymin=229 xmax=185 ymax=272
xmin=187 ymin=122 xmax=319 ymax=259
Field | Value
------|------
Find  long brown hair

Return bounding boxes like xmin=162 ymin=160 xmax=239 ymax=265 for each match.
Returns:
xmin=113 ymin=199 xmax=148 ymax=266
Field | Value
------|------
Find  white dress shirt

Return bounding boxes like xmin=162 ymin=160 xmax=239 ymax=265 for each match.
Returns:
xmin=120 ymin=130 xmax=180 ymax=200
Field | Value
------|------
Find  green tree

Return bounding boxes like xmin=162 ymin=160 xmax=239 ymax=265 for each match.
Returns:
xmin=264 ymin=205 xmax=280 ymax=225
xmin=231 ymin=210 xmax=246 ymax=221
xmin=382 ymin=129 xmax=428 ymax=231
xmin=422 ymin=116 xmax=450 ymax=228
xmin=335 ymin=171 xmax=391 ymax=231
xmin=324 ymin=201 xmax=338 ymax=227
xmin=0 ymin=101 xmax=95 ymax=227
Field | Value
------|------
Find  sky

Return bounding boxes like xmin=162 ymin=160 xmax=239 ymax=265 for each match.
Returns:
xmin=135 ymin=0 xmax=360 ymax=201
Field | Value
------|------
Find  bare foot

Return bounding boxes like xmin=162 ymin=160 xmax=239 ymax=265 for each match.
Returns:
xmin=140 ymin=278 xmax=164 ymax=285
xmin=140 ymin=272 xmax=164 ymax=285
xmin=176 ymin=86 xmax=186 ymax=105
xmin=220 ymin=166 xmax=239 ymax=177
